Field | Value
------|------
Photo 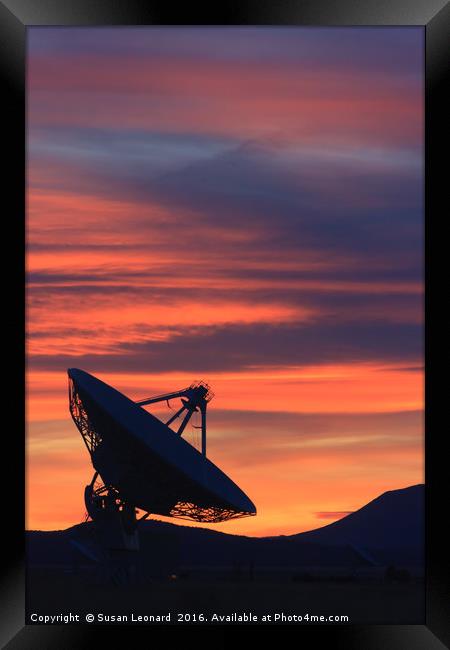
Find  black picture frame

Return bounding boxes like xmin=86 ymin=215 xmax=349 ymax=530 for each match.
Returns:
xmin=1 ymin=1 xmax=448 ymax=648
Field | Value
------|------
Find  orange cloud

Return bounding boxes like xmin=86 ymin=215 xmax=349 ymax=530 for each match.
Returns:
xmin=28 ymin=54 xmax=421 ymax=147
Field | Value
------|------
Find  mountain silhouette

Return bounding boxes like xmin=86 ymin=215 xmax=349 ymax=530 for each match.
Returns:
xmin=27 ymin=484 xmax=424 ymax=571
xmin=290 ymin=484 xmax=424 ymax=548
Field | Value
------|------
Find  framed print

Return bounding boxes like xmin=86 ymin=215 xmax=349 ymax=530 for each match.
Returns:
xmin=1 ymin=1 xmax=448 ymax=648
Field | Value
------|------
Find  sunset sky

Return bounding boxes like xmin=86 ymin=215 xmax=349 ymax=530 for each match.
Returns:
xmin=26 ymin=27 xmax=424 ymax=536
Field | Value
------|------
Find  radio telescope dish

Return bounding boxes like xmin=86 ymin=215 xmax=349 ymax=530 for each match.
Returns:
xmin=68 ymin=369 xmax=256 ymax=535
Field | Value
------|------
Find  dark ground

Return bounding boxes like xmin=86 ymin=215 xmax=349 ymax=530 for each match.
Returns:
xmin=27 ymin=567 xmax=424 ymax=625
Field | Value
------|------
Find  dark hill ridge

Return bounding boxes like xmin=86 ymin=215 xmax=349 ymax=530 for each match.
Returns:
xmin=27 ymin=484 xmax=424 ymax=570
xmin=289 ymin=484 xmax=424 ymax=549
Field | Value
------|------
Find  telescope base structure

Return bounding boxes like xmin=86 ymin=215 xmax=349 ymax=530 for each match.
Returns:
xmin=84 ymin=473 xmax=140 ymax=552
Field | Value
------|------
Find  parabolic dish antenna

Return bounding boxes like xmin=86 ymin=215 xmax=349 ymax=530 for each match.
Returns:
xmin=68 ymin=369 xmax=256 ymax=534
